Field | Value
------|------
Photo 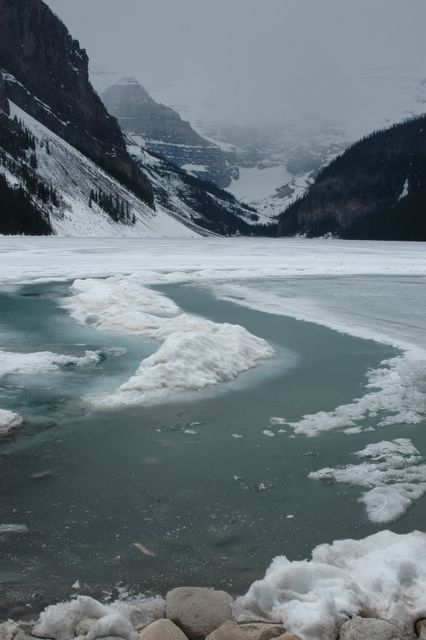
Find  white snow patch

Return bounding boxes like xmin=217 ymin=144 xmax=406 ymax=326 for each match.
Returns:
xmin=0 ymin=409 xmax=23 ymax=436
xmin=309 ymin=438 xmax=426 ymax=523
xmin=0 ymin=524 xmax=28 ymax=534
xmin=398 ymin=178 xmax=409 ymax=200
xmin=62 ymin=276 xmax=274 ymax=408
xmin=279 ymin=353 xmax=426 ymax=437
xmin=32 ymin=594 xmax=165 ymax=640
xmin=0 ymin=349 xmax=100 ymax=377
xmin=5 ymin=102 xmax=202 ymax=239
xmin=234 ymin=530 xmax=426 ymax=640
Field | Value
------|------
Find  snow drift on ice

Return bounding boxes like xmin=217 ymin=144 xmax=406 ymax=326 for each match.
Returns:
xmin=62 ymin=275 xmax=275 ymax=407
xmin=309 ymin=438 xmax=426 ymax=523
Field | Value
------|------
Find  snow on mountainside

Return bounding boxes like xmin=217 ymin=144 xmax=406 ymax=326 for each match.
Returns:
xmin=1 ymin=100 xmax=202 ymax=237
xmin=126 ymin=138 xmax=268 ymax=236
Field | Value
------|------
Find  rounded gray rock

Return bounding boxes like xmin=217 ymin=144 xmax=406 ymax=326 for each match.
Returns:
xmin=238 ymin=624 xmax=285 ymax=640
xmin=416 ymin=620 xmax=426 ymax=640
xmin=138 ymin=619 xmax=188 ymax=640
xmin=205 ymin=621 xmax=243 ymax=640
xmin=339 ymin=617 xmax=401 ymax=640
xmin=166 ymin=587 xmax=232 ymax=640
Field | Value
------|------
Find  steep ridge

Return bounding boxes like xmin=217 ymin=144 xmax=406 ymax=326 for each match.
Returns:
xmin=278 ymin=114 xmax=426 ymax=240
xmin=103 ymin=78 xmax=236 ymax=188
xmin=0 ymin=0 xmax=153 ymax=207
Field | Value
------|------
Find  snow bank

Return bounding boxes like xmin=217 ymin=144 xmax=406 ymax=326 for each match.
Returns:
xmin=309 ymin=438 xmax=426 ymax=523
xmin=32 ymin=595 xmax=165 ymax=640
xmin=0 ymin=408 xmax=23 ymax=436
xmin=0 ymin=349 xmax=100 ymax=377
xmin=234 ymin=530 xmax=426 ymax=640
xmin=62 ymin=276 xmax=274 ymax=407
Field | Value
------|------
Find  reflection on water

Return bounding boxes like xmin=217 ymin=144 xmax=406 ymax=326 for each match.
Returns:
xmin=0 ymin=281 xmax=424 ymax=609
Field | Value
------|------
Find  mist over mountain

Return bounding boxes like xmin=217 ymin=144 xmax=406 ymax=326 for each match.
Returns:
xmin=102 ymin=78 xmax=236 ymax=188
xmin=277 ymin=114 xmax=426 ymax=240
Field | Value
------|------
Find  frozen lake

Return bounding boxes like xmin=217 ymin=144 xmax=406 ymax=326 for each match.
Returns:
xmin=0 ymin=238 xmax=426 ymax=610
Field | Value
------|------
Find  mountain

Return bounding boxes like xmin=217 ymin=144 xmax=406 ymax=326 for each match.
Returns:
xmin=0 ymin=0 xmax=153 ymax=207
xmin=0 ymin=0 xmax=263 ymax=237
xmin=102 ymin=78 xmax=236 ymax=188
xmin=277 ymin=114 xmax=426 ymax=240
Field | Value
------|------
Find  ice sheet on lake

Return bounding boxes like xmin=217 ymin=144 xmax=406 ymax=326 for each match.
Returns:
xmin=63 ymin=276 xmax=275 ymax=407
xmin=309 ymin=438 xmax=426 ymax=523
xmin=1 ymin=238 xmax=426 ymax=286
xmin=209 ymin=281 xmax=426 ymax=435
xmin=234 ymin=530 xmax=426 ymax=640
xmin=0 ymin=349 xmax=101 ymax=377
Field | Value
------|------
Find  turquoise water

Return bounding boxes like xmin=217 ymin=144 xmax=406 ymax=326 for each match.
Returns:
xmin=0 ymin=280 xmax=424 ymax=611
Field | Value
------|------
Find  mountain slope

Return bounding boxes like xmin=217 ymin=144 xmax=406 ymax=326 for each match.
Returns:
xmin=277 ymin=114 xmax=426 ymax=240
xmin=0 ymin=0 xmax=153 ymax=207
xmin=128 ymin=140 xmax=264 ymax=236
xmin=103 ymin=78 xmax=236 ymax=188
xmin=2 ymin=101 xmax=202 ymax=237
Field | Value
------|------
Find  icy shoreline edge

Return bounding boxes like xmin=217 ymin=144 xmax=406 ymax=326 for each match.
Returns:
xmin=2 ymin=584 xmax=425 ymax=640
xmin=2 ymin=530 xmax=426 ymax=640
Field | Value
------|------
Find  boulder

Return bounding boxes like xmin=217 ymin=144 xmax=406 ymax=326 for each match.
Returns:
xmin=416 ymin=620 xmax=426 ymax=639
xmin=138 ymin=620 xmax=188 ymax=640
xmin=339 ymin=617 xmax=401 ymax=640
xmin=205 ymin=621 xmax=243 ymax=640
xmin=238 ymin=624 xmax=285 ymax=640
xmin=166 ymin=587 xmax=232 ymax=640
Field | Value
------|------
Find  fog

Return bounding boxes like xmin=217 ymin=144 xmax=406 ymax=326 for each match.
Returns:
xmin=45 ymin=0 xmax=426 ymax=135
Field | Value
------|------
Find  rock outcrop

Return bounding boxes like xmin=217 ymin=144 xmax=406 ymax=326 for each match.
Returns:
xmin=103 ymin=78 xmax=234 ymax=188
xmin=0 ymin=73 xmax=9 ymax=114
xmin=0 ymin=0 xmax=153 ymax=206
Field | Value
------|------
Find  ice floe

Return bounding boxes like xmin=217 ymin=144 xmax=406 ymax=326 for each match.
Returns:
xmin=0 ymin=408 xmax=23 ymax=436
xmin=0 ymin=349 xmax=100 ymax=377
xmin=234 ymin=530 xmax=426 ymax=640
xmin=284 ymin=354 xmax=426 ymax=436
xmin=62 ymin=276 xmax=275 ymax=407
xmin=309 ymin=438 xmax=426 ymax=523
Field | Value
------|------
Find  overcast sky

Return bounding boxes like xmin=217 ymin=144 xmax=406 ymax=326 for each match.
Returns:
xmin=45 ymin=0 xmax=426 ymax=134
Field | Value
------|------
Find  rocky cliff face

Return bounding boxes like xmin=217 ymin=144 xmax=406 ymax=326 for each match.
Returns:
xmin=278 ymin=114 xmax=426 ymax=240
xmin=0 ymin=74 xmax=9 ymax=114
xmin=103 ymin=78 xmax=235 ymax=188
xmin=0 ymin=0 xmax=153 ymax=206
